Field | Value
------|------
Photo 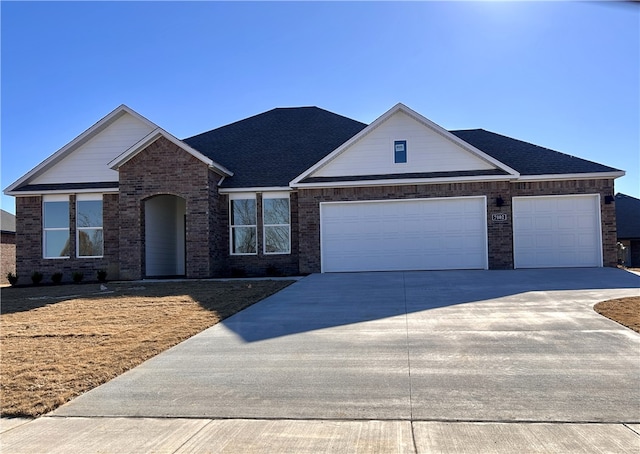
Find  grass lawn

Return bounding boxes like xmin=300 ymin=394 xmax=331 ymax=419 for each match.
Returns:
xmin=0 ymin=279 xmax=293 ymax=418
xmin=594 ymin=296 xmax=640 ymax=334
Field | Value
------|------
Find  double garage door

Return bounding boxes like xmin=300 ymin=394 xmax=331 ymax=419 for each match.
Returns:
xmin=320 ymin=195 xmax=602 ymax=272
xmin=321 ymin=197 xmax=488 ymax=272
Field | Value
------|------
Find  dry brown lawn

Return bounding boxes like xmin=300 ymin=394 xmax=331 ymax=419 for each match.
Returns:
xmin=0 ymin=279 xmax=292 ymax=418
xmin=594 ymin=296 xmax=640 ymax=334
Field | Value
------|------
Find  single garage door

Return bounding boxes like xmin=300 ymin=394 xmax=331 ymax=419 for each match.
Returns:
xmin=513 ymin=194 xmax=602 ymax=268
xmin=320 ymin=197 xmax=487 ymax=272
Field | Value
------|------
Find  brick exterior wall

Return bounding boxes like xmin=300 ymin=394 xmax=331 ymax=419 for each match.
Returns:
xmin=297 ymin=178 xmax=617 ymax=274
xmin=1 ymin=232 xmax=16 ymax=284
xmin=12 ymin=161 xmax=617 ymax=281
xmin=118 ymin=136 xmax=224 ymax=280
xmin=224 ymin=192 xmax=300 ymax=277
xmin=14 ymin=195 xmax=116 ymax=285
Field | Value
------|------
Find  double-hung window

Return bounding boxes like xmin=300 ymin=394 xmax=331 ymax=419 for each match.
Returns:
xmin=43 ymin=195 xmax=70 ymax=258
xmin=77 ymin=194 xmax=103 ymax=257
xmin=263 ymin=193 xmax=290 ymax=254
xmin=230 ymin=194 xmax=257 ymax=254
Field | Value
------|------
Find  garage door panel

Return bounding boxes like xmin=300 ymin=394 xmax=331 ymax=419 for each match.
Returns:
xmin=513 ymin=195 xmax=601 ymax=268
xmin=321 ymin=197 xmax=487 ymax=272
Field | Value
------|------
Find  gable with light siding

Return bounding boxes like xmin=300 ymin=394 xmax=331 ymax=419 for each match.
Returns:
xmin=31 ymin=113 xmax=154 ymax=185
xmin=311 ymin=110 xmax=496 ymax=178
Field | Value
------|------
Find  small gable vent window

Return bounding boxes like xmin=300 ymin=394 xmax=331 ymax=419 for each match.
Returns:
xmin=394 ymin=140 xmax=407 ymax=163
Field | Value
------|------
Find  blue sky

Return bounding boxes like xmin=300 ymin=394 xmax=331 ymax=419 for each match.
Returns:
xmin=2 ymin=1 xmax=638 ymax=214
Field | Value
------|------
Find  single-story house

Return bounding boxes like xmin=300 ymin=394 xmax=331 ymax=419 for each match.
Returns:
xmin=615 ymin=193 xmax=640 ymax=267
xmin=4 ymin=103 xmax=624 ymax=282
xmin=1 ymin=209 xmax=17 ymax=284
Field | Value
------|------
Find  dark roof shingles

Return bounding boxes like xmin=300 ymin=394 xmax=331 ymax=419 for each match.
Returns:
xmin=450 ymin=129 xmax=621 ymax=175
xmin=183 ymin=107 xmax=367 ymax=188
xmin=182 ymin=108 xmax=620 ymax=187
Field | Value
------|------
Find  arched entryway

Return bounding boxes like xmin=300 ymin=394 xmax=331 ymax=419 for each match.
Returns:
xmin=144 ymin=195 xmax=186 ymax=277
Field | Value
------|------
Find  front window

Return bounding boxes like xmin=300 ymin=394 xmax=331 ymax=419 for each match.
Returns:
xmin=263 ymin=196 xmax=290 ymax=254
xmin=77 ymin=196 xmax=103 ymax=257
xmin=43 ymin=197 xmax=70 ymax=258
xmin=230 ymin=197 xmax=257 ymax=254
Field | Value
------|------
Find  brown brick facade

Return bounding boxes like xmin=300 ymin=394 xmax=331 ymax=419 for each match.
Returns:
xmin=14 ymin=194 xmax=116 ymax=285
xmin=118 ymin=136 xmax=224 ymax=280
xmin=12 ymin=161 xmax=617 ymax=281
xmin=297 ymin=178 xmax=617 ymax=274
xmin=224 ymin=192 xmax=300 ymax=277
xmin=1 ymin=232 xmax=16 ymax=284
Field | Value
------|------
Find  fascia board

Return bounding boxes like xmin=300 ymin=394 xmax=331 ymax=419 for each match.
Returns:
xmin=292 ymin=174 xmax=517 ymax=189
xmin=4 ymin=105 xmax=142 ymax=194
xmin=398 ymin=105 xmax=521 ymax=176
xmin=517 ymin=171 xmax=625 ymax=181
xmin=108 ymin=128 xmax=234 ymax=177
xmin=218 ymin=186 xmax=292 ymax=194
xmin=290 ymin=103 xmax=519 ymax=186
xmin=8 ymin=187 xmax=120 ymax=196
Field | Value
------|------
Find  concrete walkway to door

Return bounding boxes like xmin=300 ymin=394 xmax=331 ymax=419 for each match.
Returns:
xmin=2 ymin=268 xmax=639 ymax=453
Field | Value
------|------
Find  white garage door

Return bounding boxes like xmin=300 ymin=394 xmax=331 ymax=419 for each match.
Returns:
xmin=513 ymin=195 xmax=602 ymax=268
xmin=320 ymin=197 xmax=487 ymax=272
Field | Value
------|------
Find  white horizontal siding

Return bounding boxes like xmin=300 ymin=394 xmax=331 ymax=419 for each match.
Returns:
xmin=32 ymin=114 xmax=154 ymax=184
xmin=313 ymin=111 xmax=494 ymax=178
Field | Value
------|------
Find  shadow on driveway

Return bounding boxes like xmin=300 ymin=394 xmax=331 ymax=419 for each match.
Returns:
xmin=222 ymin=268 xmax=640 ymax=342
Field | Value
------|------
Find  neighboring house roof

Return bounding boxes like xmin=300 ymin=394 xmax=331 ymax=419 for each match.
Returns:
xmin=1 ymin=209 xmax=16 ymax=233
xmin=183 ymin=107 xmax=368 ymax=189
xmin=615 ymin=193 xmax=640 ymax=240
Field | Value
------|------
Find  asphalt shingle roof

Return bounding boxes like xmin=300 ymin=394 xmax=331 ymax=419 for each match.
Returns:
xmin=182 ymin=107 xmax=620 ymax=187
xmin=450 ymin=129 xmax=621 ymax=176
xmin=615 ymin=193 xmax=640 ymax=239
xmin=183 ymin=107 xmax=367 ymax=188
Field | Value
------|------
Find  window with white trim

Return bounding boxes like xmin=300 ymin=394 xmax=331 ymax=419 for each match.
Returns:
xmin=77 ymin=194 xmax=103 ymax=257
xmin=394 ymin=140 xmax=407 ymax=163
xmin=263 ymin=193 xmax=290 ymax=254
xmin=43 ymin=195 xmax=70 ymax=258
xmin=230 ymin=195 xmax=257 ymax=254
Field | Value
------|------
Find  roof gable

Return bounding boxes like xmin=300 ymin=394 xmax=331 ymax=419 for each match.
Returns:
xmin=108 ymin=128 xmax=233 ymax=177
xmin=5 ymin=105 xmax=231 ymax=195
xmin=5 ymin=105 xmax=157 ymax=195
xmin=292 ymin=104 xmax=519 ymax=186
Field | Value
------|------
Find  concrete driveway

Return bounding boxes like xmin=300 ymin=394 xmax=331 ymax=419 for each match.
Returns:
xmin=3 ymin=268 xmax=640 ymax=453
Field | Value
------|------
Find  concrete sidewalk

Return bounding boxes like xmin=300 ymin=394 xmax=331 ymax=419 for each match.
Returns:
xmin=2 ymin=417 xmax=640 ymax=453
xmin=2 ymin=268 xmax=639 ymax=453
